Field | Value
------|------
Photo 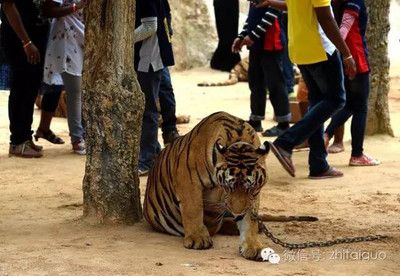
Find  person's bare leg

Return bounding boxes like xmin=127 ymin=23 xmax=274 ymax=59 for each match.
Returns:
xmin=37 ymin=111 xmax=54 ymax=133
xmin=328 ymin=125 xmax=345 ymax=153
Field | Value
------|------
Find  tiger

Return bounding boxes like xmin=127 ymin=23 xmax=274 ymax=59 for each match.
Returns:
xmin=197 ymin=56 xmax=302 ymax=87
xmin=197 ymin=58 xmax=249 ymax=87
xmin=143 ymin=112 xmax=316 ymax=260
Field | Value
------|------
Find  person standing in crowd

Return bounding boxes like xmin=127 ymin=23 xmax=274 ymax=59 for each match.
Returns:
xmin=34 ymin=84 xmax=65 ymax=144
xmin=41 ymin=0 xmax=87 ymax=155
xmin=159 ymin=67 xmax=180 ymax=145
xmin=158 ymin=0 xmax=179 ymax=146
xmin=211 ymin=0 xmax=241 ymax=72
xmin=1 ymin=0 xmax=49 ymax=158
xmin=325 ymin=0 xmax=380 ymax=166
xmin=257 ymin=0 xmax=356 ymax=179
xmin=232 ymin=3 xmax=291 ymax=137
xmin=135 ymin=0 xmax=174 ymax=176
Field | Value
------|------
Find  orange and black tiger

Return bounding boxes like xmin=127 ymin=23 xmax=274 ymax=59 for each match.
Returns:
xmin=143 ymin=112 xmax=316 ymax=260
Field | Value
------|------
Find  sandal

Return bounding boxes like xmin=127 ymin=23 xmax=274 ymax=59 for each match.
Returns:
xmin=262 ymin=126 xmax=287 ymax=137
xmin=269 ymin=142 xmax=296 ymax=177
xmin=308 ymin=166 xmax=343 ymax=179
xmin=34 ymin=129 xmax=65 ymax=144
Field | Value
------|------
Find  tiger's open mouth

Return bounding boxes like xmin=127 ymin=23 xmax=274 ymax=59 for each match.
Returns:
xmin=224 ymin=209 xmax=249 ymax=222
xmin=233 ymin=214 xmax=246 ymax=222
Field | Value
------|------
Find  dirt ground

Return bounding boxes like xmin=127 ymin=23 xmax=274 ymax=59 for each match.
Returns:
xmin=0 ymin=66 xmax=399 ymax=275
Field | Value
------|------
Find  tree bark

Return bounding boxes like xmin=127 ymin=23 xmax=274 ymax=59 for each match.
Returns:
xmin=365 ymin=0 xmax=394 ymax=135
xmin=82 ymin=0 xmax=144 ymax=224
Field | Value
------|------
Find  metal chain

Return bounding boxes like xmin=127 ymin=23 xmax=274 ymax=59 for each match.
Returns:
xmin=258 ymin=220 xmax=389 ymax=250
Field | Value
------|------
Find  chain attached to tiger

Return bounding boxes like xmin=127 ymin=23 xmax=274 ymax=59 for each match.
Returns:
xmin=143 ymin=112 xmax=388 ymax=261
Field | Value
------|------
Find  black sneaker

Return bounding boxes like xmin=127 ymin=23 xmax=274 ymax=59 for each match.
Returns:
xmin=162 ymin=130 xmax=180 ymax=145
xmin=246 ymin=120 xmax=263 ymax=132
xmin=262 ymin=126 xmax=288 ymax=137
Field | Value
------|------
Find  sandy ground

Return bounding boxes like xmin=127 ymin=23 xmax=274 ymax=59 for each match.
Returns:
xmin=0 ymin=68 xmax=400 ymax=275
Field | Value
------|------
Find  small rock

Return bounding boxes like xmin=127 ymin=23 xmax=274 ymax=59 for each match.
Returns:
xmin=155 ymin=262 xmax=163 ymax=266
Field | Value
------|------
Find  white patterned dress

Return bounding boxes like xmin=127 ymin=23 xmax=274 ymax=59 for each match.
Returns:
xmin=43 ymin=0 xmax=84 ymax=85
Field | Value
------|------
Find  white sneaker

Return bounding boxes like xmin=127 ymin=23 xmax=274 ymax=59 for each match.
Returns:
xmin=72 ymin=140 xmax=86 ymax=155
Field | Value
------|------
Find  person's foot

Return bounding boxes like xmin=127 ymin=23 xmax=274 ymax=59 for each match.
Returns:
xmin=34 ymin=129 xmax=65 ymax=144
xmin=262 ymin=125 xmax=288 ymax=137
xmin=162 ymin=130 xmax=180 ymax=145
xmin=327 ymin=142 xmax=345 ymax=154
xmin=246 ymin=120 xmax=263 ymax=132
xmin=308 ymin=166 xmax=343 ymax=179
xmin=9 ymin=140 xmax=43 ymax=158
xmin=28 ymin=140 xmax=43 ymax=152
xmin=269 ymin=142 xmax=295 ymax=177
xmin=349 ymin=154 xmax=380 ymax=166
xmin=72 ymin=140 xmax=86 ymax=155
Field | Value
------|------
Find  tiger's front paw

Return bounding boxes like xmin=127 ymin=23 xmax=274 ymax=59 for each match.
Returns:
xmin=239 ymin=240 xmax=264 ymax=261
xmin=183 ymin=231 xmax=213 ymax=250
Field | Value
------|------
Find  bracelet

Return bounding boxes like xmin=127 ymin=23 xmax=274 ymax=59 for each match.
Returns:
xmin=22 ymin=40 xmax=32 ymax=49
xmin=72 ymin=3 xmax=77 ymax=12
xmin=343 ymin=55 xmax=353 ymax=61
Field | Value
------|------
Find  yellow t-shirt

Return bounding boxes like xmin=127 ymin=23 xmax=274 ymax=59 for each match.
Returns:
xmin=287 ymin=0 xmax=331 ymax=65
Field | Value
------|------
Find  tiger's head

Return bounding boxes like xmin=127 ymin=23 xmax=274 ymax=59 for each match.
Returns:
xmin=214 ymin=141 xmax=270 ymax=218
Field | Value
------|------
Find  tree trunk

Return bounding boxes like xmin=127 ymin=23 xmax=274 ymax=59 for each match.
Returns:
xmin=365 ymin=0 xmax=394 ymax=135
xmin=82 ymin=0 xmax=144 ymax=224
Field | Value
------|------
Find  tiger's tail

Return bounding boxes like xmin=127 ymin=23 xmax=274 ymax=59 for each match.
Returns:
xmin=197 ymin=72 xmax=239 ymax=87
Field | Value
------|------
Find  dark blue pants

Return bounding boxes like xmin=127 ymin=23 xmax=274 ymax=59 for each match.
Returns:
xmin=248 ymin=49 xmax=291 ymax=123
xmin=159 ymin=67 xmax=177 ymax=134
xmin=325 ymin=73 xmax=370 ymax=157
xmin=137 ymin=69 xmax=162 ymax=170
xmin=274 ymin=51 xmax=346 ymax=175
xmin=281 ymin=13 xmax=295 ymax=93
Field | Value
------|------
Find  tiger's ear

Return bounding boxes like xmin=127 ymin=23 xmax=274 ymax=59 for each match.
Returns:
xmin=256 ymin=141 xmax=270 ymax=156
xmin=215 ymin=141 xmax=227 ymax=155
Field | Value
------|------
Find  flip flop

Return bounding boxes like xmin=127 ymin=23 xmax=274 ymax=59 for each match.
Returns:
xmin=308 ymin=166 xmax=343 ymax=180
xmin=269 ymin=142 xmax=296 ymax=177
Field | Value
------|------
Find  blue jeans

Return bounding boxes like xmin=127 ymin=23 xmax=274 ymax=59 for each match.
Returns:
xmin=325 ymin=73 xmax=370 ymax=157
xmin=248 ymin=49 xmax=291 ymax=123
xmin=137 ymin=69 xmax=162 ymax=170
xmin=274 ymin=51 xmax=346 ymax=175
xmin=61 ymin=72 xmax=85 ymax=144
xmin=159 ymin=67 xmax=177 ymax=134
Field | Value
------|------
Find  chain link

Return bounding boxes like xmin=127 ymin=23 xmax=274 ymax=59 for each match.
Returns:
xmin=258 ymin=220 xmax=389 ymax=250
